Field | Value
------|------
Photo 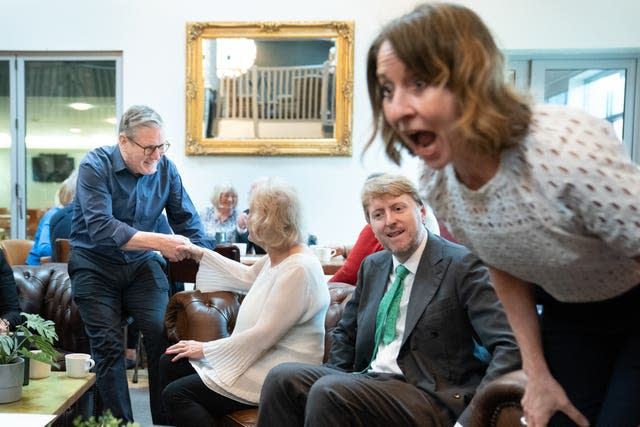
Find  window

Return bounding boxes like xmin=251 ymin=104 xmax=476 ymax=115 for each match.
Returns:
xmin=507 ymin=52 xmax=639 ymax=163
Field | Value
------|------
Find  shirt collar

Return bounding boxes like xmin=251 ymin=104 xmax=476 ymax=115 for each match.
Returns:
xmin=392 ymin=232 xmax=428 ymax=276
xmin=111 ymin=144 xmax=129 ymax=174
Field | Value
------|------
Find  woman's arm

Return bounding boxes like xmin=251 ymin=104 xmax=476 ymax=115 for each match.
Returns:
xmin=198 ymin=262 xmax=322 ymax=386
xmin=488 ymin=266 xmax=588 ymax=427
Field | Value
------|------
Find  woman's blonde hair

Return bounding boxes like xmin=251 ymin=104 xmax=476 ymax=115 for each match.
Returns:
xmin=248 ymin=178 xmax=303 ymax=251
xmin=58 ymin=169 xmax=78 ymax=206
xmin=209 ymin=182 xmax=238 ymax=209
xmin=365 ymin=2 xmax=532 ymax=165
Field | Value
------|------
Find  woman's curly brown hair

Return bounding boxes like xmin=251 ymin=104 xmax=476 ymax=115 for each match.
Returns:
xmin=365 ymin=2 xmax=532 ymax=165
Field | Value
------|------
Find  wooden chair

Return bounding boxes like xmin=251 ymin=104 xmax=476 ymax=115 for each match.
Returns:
xmin=0 ymin=239 xmax=34 ymax=265
xmin=53 ymin=238 xmax=72 ymax=262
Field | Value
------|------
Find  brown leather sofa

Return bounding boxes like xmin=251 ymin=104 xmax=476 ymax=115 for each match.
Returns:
xmin=12 ymin=262 xmax=94 ymax=426
xmin=13 ymin=262 xmax=90 ymax=364
xmin=469 ymin=370 xmax=526 ymax=427
xmin=165 ymin=281 xmax=528 ymax=427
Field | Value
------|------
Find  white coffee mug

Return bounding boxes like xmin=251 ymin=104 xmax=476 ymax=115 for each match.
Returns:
xmin=313 ymin=246 xmax=337 ymax=263
xmin=65 ymin=353 xmax=95 ymax=378
xmin=235 ymin=242 xmax=247 ymax=257
xmin=29 ymin=350 xmax=52 ymax=379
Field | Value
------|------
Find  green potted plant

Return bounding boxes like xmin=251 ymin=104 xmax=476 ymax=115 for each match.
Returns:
xmin=0 ymin=312 xmax=60 ymax=403
xmin=73 ymin=410 xmax=140 ymax=427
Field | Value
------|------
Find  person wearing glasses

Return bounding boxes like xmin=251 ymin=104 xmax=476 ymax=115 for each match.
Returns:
xmin=68 ymin=105 xmax=210 ymax=425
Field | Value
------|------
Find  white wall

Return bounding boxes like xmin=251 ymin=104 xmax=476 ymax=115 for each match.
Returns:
xmin=3 ymin=0 xmax=640 ymax=244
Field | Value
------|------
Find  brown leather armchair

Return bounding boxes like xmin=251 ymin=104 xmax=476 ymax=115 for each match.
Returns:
xmin=164 ymin=280 xmax=355 ymax=427
xmin=470 ymin=370 xmax=526 ymax=427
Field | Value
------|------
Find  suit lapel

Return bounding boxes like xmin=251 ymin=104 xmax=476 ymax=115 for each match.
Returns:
xmin=402 ymin=232 xmax=447 ymax=345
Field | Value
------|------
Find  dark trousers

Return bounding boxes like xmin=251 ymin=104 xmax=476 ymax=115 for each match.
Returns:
xmin=257 ymin=363 xmax=450 ymax=427
xmin=538 ymin=285 xmax=640 ymax=427
xmin=69 ymin=248 xmax=170 ymax=424
xmin=159 ymin=354 xmax=255 ymax=426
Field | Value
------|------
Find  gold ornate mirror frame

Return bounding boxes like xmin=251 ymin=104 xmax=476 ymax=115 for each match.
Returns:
xmin=185 ymin=21 xmax=354 ymax=156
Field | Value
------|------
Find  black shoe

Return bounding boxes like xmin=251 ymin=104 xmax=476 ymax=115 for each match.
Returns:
xmin=126 ymin=359 xmax=137 ymax=370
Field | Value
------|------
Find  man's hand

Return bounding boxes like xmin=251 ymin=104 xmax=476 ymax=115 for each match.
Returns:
xmin=175 ymin=241 xmax=205 ymax=262
xmin=521 ymin=372 xmax=589 ymax=427
xmin=158 ymin=234 xmax=191 ymax=261
xmin=165 ymin=340 xmax=204 ymax=362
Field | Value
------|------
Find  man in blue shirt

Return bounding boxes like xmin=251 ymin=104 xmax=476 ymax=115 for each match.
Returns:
xmin=69 ymin=105 xmax=209 ymax=425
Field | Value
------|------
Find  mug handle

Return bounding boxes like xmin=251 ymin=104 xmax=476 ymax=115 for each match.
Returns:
xmin=86 ymin=359 xmax=96 ymax=371
xmin=329 ymin=248 xmax=337 ymax=258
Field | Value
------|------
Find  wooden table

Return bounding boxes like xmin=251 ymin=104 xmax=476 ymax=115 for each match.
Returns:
xmin=0 ymin=372 xmax=95 ymax=425
xmin=241 ymin=255 xmax=345 ymax=275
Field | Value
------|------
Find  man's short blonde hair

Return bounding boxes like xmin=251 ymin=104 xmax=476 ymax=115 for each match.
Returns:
xmin=248 ymin=177 xmax=303 ymax=251
xmin=361 ymin=174 xmax=423 ymax=222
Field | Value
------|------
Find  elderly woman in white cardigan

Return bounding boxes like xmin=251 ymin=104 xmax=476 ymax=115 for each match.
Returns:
xmin=160 ymin=178 xmax=329 ymax=427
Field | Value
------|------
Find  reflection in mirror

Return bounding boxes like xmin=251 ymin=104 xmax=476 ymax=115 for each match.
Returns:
xmin=186 ymin=21 xmax=354 ymax=156
xmin=204 ymin=38 xmax=336 ymax=140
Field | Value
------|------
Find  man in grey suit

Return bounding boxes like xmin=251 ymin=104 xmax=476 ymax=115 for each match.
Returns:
xmin=257 ymin=174 xmax=520 ymax=427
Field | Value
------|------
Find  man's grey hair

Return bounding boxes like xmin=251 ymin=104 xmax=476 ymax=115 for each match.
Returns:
xmin=118 ymin=105 xmax=164 ymax=140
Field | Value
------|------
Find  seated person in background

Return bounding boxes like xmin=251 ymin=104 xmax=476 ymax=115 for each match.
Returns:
xmin=0 ymin=250 xmax=21 ymax=328
xmin=160 ymin=177 xmax=330 ymax=426
xmin=27 ymin=170 xmax=77 ymax=265
xmin=200 ymin=182 xmax=242 ymax=245
xmin=49 ymin=170 xmax=78 ymax=259
xmin=236 ymin=176 xmax=269 ymax=255
xmin=329 ymin=174 xmax=440 ymax=285
xmin=257 ymin=174 xmax=520 ymax=427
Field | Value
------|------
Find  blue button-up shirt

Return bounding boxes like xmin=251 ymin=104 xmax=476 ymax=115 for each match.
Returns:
xmin=70 ymin=145 xmax=207 ymax=264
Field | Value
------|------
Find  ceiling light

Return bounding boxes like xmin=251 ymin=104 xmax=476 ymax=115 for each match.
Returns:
xmin=105 ymin=117 xmax=117 ymax=125
xmin=69 ymin=128 xmax=82 ymax=133
xmin=69 ymin=102 xmax=93 ymax=111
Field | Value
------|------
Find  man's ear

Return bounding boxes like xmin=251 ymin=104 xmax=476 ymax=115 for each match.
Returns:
xmin=117 ymin=134 xmax=127 ymax=148
xmin=419 ymin=205 xmax=427 ymax=224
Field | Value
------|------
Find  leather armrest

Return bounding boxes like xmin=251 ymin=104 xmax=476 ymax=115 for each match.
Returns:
xmin=165 ymin=290 xmax=242 ymax=343
xmin=470 ymin=369 xmax=527 ymax=427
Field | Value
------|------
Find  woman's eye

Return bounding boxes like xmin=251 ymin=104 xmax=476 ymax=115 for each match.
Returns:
xmin=380 ymin=85 xmax=392 ymax=98
xmin=414 ymin=79 xmax=427 ymax=89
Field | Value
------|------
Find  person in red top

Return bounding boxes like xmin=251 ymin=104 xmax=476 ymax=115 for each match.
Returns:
xmin=328 ymin=224 xmax=384 ymax=285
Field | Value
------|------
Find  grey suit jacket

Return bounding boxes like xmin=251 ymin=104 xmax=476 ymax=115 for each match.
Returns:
xmin=326 ymin=232 xmax=520 ymax=426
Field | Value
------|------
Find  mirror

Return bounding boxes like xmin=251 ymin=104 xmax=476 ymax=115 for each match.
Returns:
xmin=186 ymin=21 xmax=354 ymax=156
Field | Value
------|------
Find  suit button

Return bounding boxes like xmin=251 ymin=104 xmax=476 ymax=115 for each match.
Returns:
xmin=453 ymin=393 xmax=461 ymax=399
xmin=430 ymin=331 xmax=439 ymax=338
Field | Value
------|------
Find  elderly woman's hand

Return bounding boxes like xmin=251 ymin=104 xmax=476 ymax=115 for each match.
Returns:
xmin=165 ymin=340 xmax=205 ymax=362
xmin=175 ymin=241 xmax=205 ymax=262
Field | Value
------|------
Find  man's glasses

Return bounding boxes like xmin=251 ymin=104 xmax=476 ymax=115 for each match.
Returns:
xmin=127 ymin=137 xmax=171 ymax=156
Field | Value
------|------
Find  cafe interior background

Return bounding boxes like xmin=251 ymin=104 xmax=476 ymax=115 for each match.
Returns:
xmin=1 ymin=0 xmax=639 ymax=245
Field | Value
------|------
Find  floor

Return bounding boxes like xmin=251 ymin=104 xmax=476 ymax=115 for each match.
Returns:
xmin=128 ymin=368 xmax=171 ymax=427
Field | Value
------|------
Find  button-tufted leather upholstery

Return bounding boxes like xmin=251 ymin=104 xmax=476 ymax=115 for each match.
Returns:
xmin=163 ymin=281 xmax=355 ymax=427
xmin=469 ymin=370 xmax=526 ymax=427
xmin=12 ymin=263 xmax=90 ymax=368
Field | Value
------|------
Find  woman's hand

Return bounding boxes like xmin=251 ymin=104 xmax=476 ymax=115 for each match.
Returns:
xmin=175 ymin=241 xmax=205 ymax=262
xmin=165 ymin=340 xmax=205 ymax=362
xmin=521 ymin=372 xmax=589 ymax=427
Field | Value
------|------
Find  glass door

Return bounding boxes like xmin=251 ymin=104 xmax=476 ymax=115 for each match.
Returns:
xmin=0 ymin=58 xmax=14 ymax=240
xmin=2 ymin=54 xmax=120 ymax=240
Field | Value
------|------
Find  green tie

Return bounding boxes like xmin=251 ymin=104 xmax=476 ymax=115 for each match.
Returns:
xmin=371 ymin=264 xmax=410 ymax=362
